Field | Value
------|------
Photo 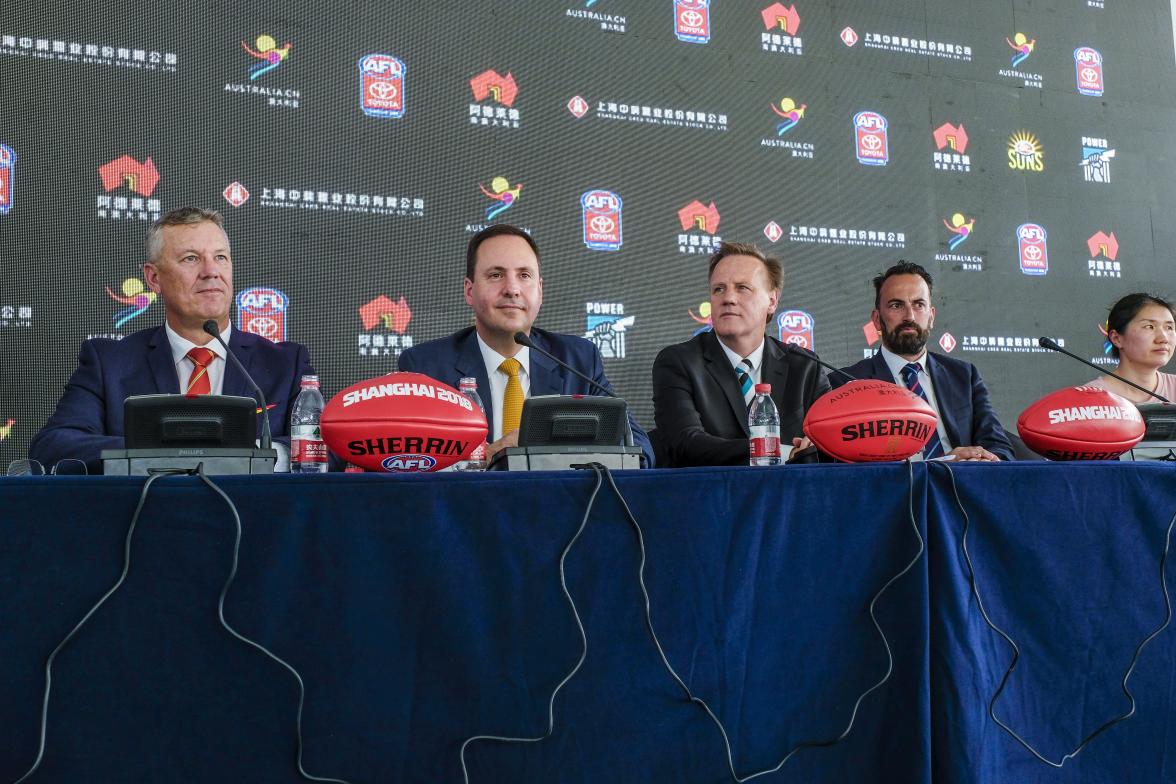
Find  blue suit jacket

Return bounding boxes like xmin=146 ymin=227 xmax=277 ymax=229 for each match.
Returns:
xmin=837 ymin=351 xmax=1015 ymax=461
xmin=29 ymin=326 xmax=313 ymax=471
xmin=398 ymin=326 xmax=654 ymax=467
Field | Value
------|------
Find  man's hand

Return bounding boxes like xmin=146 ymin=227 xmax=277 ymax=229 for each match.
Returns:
xmin=945 ymin=445 xmax=1000 ymax=462
xmin=485 ymin=429 xmax=520 ymax=464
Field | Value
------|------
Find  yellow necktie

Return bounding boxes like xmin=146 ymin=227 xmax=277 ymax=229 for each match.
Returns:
xmin=499 ymin=358 xmax=524 ymax=434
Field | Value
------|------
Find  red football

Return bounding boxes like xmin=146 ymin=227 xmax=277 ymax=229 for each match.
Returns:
xmin=1017 ymin=385 xmax=1144 ymax=460
xmin=321 ymin=372 xmax=488 ymax=472
xmin=803 ymin=379 xmax=938 ymax=462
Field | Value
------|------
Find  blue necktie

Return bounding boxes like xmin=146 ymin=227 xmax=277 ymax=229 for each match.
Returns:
xmin=736 ymin=358 xmax=754 ymax=407
xmin=901 ymin=362 xmax=943 ymax=459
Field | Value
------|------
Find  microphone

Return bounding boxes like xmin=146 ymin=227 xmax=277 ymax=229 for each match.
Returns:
xmin=512 ymin=331 xmax=633 ymax=447
xmin=203 ymin=320 xmax=275 ymax=450
xmin=782 ymin=343 xmax=858 ymax=384
xmin=1037 ymin=336 xmax=1170 ymax=403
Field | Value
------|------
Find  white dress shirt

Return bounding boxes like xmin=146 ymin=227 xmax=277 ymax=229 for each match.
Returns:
xmin=878 ymin=345 xmax=954 ymax=458
xmin=476 ymin=333 xmax=531 ymax=441
xmin=717 ymin=337 xmax=766 ymax=387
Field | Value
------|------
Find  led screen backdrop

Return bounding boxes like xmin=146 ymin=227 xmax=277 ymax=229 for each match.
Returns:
xmin=3 ymin=0 xmax=1176 ymax=466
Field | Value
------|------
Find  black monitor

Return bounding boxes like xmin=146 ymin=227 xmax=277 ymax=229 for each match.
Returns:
xmin=123 ymin=394 xmax=258 ymax=449
xmin=1136 ymin=403 xmax=1176 ymax=442
xmin=517 ymin=395 xmax=633 ymax=448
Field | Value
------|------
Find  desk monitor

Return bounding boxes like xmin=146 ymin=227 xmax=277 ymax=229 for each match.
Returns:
xmin=123 ymin=394 xmax=258 ymax=449
xmin=517 ymin=394 xmax=632 ymax=448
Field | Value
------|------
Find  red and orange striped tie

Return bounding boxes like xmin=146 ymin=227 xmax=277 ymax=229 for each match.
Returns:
xmin=185 ymin=347 xmax=216 ymax=395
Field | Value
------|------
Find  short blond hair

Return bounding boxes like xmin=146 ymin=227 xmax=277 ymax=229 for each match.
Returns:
xmin=707 ymin=241 xmax=783 ymax=291
xmin=146 ymin=206 xmax=225 ymax=263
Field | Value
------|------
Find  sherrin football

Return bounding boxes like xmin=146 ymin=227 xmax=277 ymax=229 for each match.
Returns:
xmin=1016 ymin=385 xmax=1144 ymax=460
xmin=321 ymin=372 xmax=488 ymax=472
xmin=803 ymin=380 xmax=938 ymax=462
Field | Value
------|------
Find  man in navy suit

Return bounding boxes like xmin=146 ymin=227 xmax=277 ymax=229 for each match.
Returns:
xmin=398 ymin=224 xmax=653 ymax=466
xmin=29 ymin=207 xmax=313 ymax=472
xmin=838 ymin=261 xmax=1014 ymax=462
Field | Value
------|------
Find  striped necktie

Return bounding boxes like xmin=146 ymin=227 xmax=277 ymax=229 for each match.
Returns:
xmin=736 ymin=358 xmax=754 ymax=407
xmin=499 ymin=358 xmax=524 ymax=434
xmin=185 ymin=347 xmax=216 ymax=395
xmin=901 ymin=362 xmax=943 ymax=459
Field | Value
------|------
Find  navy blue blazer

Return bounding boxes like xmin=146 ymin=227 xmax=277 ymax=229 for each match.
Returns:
xmin=29 ymin=325 xmax=313 ymax=471
xmin=398 ymin=326 xmax=654 ymax=467
xmin=837 ymin=351 xmax=1015 ymax=461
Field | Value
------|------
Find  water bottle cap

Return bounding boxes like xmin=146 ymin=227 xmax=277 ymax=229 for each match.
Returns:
xmin=458 ymin=377 xmax=477 ymax=389
xmin=754 ymin=383 xmax=771 ymax=394
xmin=300 ymin=375 xmax=320 ymax=387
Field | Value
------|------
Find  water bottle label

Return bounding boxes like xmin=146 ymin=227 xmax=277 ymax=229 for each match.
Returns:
xmin=749 ymin=427 xmax=781 ymax=458
xmin=291 ymin=425 xmax=328 ymax=463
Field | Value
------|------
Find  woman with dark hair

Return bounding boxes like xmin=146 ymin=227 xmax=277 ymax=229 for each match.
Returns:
xmin=1087 ymin=293 xmax=1176 ymax=403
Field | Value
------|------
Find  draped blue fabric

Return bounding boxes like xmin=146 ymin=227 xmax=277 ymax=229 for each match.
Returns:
xmin=0 ymin=463 xmax=1172 ymax=783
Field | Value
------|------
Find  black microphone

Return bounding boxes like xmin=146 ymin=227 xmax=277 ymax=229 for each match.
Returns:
xmin=1037 ymin=336 xmax=1170 ymax=403
xmin=512 ymin=331 xmax=633 ymax=447
xmin=782 ymin=343 xmax=859 ymax=385
xmin=203 ymin=319 xmax=275 ymax=449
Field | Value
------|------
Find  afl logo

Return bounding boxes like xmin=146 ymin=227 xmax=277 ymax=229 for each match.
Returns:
xmin=853 ymin=111 xmax=888 ymax=166
xmin=237 ymin=287 xmax=289 ymax=341
xmin=1016 ymin=223 xmax=1048 ymax=276
xmin=359 ymin=54 xmax=406 ymax=118
xmin=1074 ymin=47 xmax=1104 ymax=97
xmin=674 ymin=0 xmax=711 ymax=44
xmin=777 ymin=310 xmax=814 ymax=350
xmin=581 ymin=189 xmax=623 ymax=251
xmin=382 ymin=454 xmax=437 ymax=472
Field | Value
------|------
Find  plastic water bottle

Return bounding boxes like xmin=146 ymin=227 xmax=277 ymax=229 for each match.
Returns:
xmin=290 ymin=375 xmax=328 ymax=473
xmin=454 ymin=377 xmax=488 ymax=471
xmin=748 ymin=383 xmax=782 ymax=466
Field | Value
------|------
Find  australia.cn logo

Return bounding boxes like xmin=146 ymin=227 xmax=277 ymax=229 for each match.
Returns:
xmin=675 ymin=0 xmax=711 ymax=44
xmin=107 ymin=277 xmax=157 ymax=329
xmin=0 ymin=143 xmax=14 ymax=216
xmin=770 ymin=97 xmax=805 ymax=134
xmin=581 ymin=189 xmax=623 ymax=251
xmin=933 ymin=122 xmax=968 ymax=153
xmin=98 ymin=154 xmax=160 ymax=196
xmin=943 ymin=213 xmax=975 ymax=251
xmin=678 ymin=199 xmax=720 ymax=233
xmin=854 ymin=111 xmax=888 ymax=165
xmin=359 ymin=54 xmax=405 ymax=118
xmin=761 ymin=3 xmax=800 ymax=34
xmin=1007 ymin=131 xmax=1043 ymax=172
xmin=469 ymin=69 xmax=518 ymax=106
xmin=1074 ymin=47 xmax=1104 ymax=96
xmin=1017 ymin=223 xmax=1048 ymax=276
xmin=237 ymin=286 xmax=288 ymax=341
xmin=358 ymin=294 xmax=412 ymax=333
xmin=223 ymin=181 xmax=250 ymax=207
xmin=1007 ymin=32 xmax=1035 ymax=66
xmin=777 ymin=310 xmax=814 ymax=350
xmin=381 ymin=453 xmax=438 ymax=472
xmin=241 ymin=35 xmax=290 ymax=80
xmin=480 ymin=176 xmax=522 ymax=220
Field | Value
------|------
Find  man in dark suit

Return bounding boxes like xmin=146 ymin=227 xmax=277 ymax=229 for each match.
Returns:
xmin=838 ymin=261 xmax=1014 ymax=462
xmin=652 ymin=242 xmax=830 ymax=467
xmin=398 ymin=224 xmax=653 ymax=466
xmin=29 ymin=207 xmax=313 ymax=472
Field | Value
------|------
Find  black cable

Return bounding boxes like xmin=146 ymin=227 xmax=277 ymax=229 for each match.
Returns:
xmin=10 ymin=466 xmax=352 ymax=784
xmin=934 ymin=461 xmax=1175 ymax=767
xmin=458 ymin=468 xmax=598 ymax=783
xmin=595 ymin=462 xmax=925 ymax=782
xmin=194 ymin=463 xmax=352 ymax=784
xmin=12 ymin=468 xmax=188 ymax=784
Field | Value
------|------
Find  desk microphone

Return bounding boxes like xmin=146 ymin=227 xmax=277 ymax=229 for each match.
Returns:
xmin=1037 ymin=336 xmax=1170 ymax=403
xmin=512 ymin=331 xmax=633 ymax=447
xmin=203 ymin=320 xmax=275 ymax=450
xmin=782 ymin=343 xmax=859 ymax=384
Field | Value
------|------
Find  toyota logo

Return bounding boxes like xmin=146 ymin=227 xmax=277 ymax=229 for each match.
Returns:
xmin=369 ymin=82 xmax=397 ymax=100
xmin=589 ymin=216 xmax=615 ymax=233
xmin=681 ymin=10 xmax=703 ymax=26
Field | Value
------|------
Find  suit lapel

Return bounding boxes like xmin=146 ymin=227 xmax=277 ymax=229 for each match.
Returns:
xmin=455 ymin=330 xmax=495 ymax=436
xmin=147 ymin=326 xmax=180 ymax=393
xmin=762 ymin=339 xmax=790 ymax=415
xmin=703 ymin=331 xmax=749 ymax=435
xmin=222 ymin=329 xmax=254 ymax=398
xmin=924 ymin=353 xmax=962 ymax=447
xmin=870 ymin=351 xmax=894 ymax=382
xmin=527 ymin=331 xmax=562 ymax=396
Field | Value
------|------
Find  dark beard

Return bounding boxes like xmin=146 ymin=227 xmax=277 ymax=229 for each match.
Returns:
xmin=881 ymin=320 xmax=930 ymax=356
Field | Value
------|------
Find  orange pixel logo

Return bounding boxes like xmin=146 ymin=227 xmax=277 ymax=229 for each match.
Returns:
xmin=932 ymin=122 xmax=969 ymax=153
xmin=1087 ymin=231 xmax=1118 ymax=260
xmin=98 ymin=155 xmax=160 ymax=196
xmin=359 ymin=295 xmax=412 ymax=333
xmin=678 ymin=200 xmax=720 ymax=233
xmin=760 ymin=3 xmax=800 ymax=34
xmin=469 ymin=70 xmax=519 ymax=107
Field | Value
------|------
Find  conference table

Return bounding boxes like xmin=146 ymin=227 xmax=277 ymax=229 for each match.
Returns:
xmin=1 ymin=462 xmax=1174 ymax=783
